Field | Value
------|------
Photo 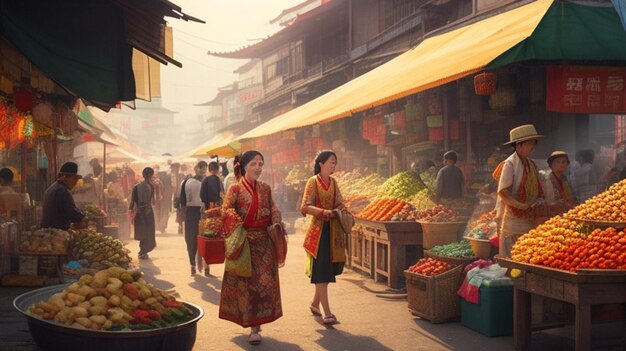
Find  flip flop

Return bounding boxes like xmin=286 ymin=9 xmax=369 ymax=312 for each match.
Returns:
xmin=323 ymin=314 xmax=338 ymax=325
xmin=309 ymin=305 xmax=322 ymax=316
xmin=248 ymin=332 xmax=262 ymax=345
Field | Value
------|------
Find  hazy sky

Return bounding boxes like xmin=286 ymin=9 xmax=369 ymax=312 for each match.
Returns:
xmin=161 ymin=1 xmax=302 ymax=120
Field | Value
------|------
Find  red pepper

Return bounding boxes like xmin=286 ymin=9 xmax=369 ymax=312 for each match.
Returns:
xmin=147 ymin=310 xmax=161 ymax=320
xmin=131 ymin=309 xmax=151 ymax=324
xmin=164 ymin=300 xmax=182 ymax=308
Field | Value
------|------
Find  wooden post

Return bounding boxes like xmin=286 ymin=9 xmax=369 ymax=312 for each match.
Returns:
xmin=102 ymin=142 xmax=107 ymax=213
xmin=20 ymin=142 xmax=27 ymax=193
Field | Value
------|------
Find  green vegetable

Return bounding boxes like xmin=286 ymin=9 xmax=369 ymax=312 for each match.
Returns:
xmin=430 ymin=240 xmax=474 ymax=258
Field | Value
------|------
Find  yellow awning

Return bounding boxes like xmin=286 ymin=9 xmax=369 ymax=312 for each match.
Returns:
xmin=236 ymin=0 xmax=553 ymax=142
xmin=187 ymin=132 xmax=241 ymax=157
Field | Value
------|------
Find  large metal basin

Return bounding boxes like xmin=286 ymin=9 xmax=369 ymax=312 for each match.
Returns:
xmin=13 ymin=284 xmax=204 ymax=351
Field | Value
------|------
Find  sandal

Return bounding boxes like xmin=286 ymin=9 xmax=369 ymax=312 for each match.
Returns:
xmin=248 ymin=332 xmax=262 ymax=345
xmin=323 ymin=314 xmax=338 ymax=325
xmin=309 ymin=305 xmax=322 ymax=316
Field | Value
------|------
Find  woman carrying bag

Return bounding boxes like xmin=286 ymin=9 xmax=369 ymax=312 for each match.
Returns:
xmin=301 ymin=150 xmax=351 ymax=325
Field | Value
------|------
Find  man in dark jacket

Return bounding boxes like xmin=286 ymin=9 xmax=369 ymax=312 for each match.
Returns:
xmin=435 ymin=150 xmax=464 ymax=202
xmin=41 ymin=162 xmax=85 ymax=230
xmin=200 ymin=161 xmax=224 ymax=210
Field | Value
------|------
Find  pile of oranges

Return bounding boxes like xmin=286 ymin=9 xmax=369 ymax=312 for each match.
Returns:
xmin=357 ymin=198 xmax=413 ymax=221
xmin=512 ymin=216 xmax=626 ymax=271
xmin=565 ymin=178 xmax=626 ymax=222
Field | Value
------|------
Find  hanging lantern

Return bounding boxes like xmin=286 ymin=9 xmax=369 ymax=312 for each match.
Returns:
xmin=473 ymin=72 xmax=497 ymax=95
xmin=14 ymin=89 xmax=34 ymax=112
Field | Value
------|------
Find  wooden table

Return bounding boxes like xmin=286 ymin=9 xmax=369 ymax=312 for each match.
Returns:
xmin=356 ymin=219 xmax=422 ymax=289
xmin=498 ymin=257 xmax=626 ymax=351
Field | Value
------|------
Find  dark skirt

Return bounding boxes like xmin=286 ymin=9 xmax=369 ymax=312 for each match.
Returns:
xmin=311 ymin=221 xmax=343 ymax=284
xmin=134 ymin=207 xmax=156 ymax=255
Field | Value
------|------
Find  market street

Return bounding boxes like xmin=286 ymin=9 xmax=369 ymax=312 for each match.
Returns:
xmin=132 ymin=214 xmax=516 ymax=351
xmin=1 ymin=212 xmax=619 ymax=350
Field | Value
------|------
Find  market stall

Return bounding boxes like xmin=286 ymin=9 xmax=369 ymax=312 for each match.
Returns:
xmin=496 ymin=178 xmax=626 ymax=350
xmin=354 ymin=218 xmax=422 ymax=289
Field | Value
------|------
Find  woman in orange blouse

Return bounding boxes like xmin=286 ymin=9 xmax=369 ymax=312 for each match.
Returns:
xmin=301 ymin=150 xmax=347 ymax=325
xmin=218 ymin=150 xmax=283 ymax=345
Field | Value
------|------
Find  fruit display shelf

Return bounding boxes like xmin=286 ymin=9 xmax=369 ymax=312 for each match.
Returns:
xmin=354 ymin=218 xmax=423 ymax=289
xmin=497 ymin=256 xmax=626 ymax=351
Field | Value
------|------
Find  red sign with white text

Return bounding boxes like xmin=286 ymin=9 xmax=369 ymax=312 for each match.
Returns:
xmin=546 ymin=65 xmax=626 ymax=114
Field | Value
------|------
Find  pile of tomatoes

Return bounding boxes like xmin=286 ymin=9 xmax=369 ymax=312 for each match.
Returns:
xmin=406 ymin=258 xmax=455 ymax=276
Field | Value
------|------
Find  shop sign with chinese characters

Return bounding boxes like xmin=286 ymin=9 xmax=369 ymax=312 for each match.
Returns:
xmin=546 ymin=65 xmax=626 ymax=113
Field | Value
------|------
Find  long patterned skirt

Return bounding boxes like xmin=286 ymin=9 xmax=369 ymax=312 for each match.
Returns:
xmin=219 ymin=229 xmax=282 ymax=327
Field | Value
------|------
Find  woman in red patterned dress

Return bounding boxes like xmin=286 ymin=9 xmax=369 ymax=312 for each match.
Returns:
xmin=301 ymin=150 xmax=346 ymax=325
xmin=219 ymin=150 xmax=283 ymax=345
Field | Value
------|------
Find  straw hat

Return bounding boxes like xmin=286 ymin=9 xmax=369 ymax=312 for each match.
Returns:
xmin=503 ymin=124 xmax=543 ymax=145
xmin=547 ymin=151 xmax=569 ymax=166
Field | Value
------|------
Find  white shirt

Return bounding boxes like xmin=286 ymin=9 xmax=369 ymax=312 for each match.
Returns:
xmin=184 ymin=178 xmax=203 ymax=207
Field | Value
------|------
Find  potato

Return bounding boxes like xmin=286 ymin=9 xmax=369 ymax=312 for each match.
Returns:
xmin=103 ymin=319 xmax=113 ymax=330
xmin=77 ymin=301 xmax=91 ymax=310
xmin=71 ymin=306 xmax=88 ymax=318
xmin=89 ymin=315 xmax=107 ymax=325
xmin=105 ymin=278 xmax=123 ymax=294
xmin=106 ymin=267 xmax=125 ymax=279
xmin=88 ymin=305 xmax=106 ymax=316
xmin=94 ymin=288 xmax=112 ymax=299
xmin=66 ymin=293 xmax=86 ymax=305
xmin=92 ymin=270 xmax=110 ymax=288
xmin=75 ymin=317 xmax=92 ymax=328
xmin=50 ymin=296 xmax=66 ymax=310
xmin=108 ymin=295 xmax=121 ymax=307
xmin=66 ymin=282 xmax=81 ymax=293
xmin=77 ymin=285 xmax=97 ymax=298
xmin=90 ymin=296 xmax=107 ymax=307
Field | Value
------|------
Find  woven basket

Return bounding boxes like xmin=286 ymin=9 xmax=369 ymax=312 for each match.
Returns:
xmin=419 ymin=221 xmax=465 ymax=249
xmin=405 ymin=265 xmax=462 ymax=323
xmin=474 ymin=72 xmax=496 ymax=95
xmin=466 ymin=237 xmax=492 ymax=259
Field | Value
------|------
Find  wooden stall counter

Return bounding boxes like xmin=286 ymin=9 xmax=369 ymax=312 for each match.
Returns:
xmin=497 ymin=256 xmax=626 ymax=351
xmin=355 ymin=219 xmax=422 ymax=289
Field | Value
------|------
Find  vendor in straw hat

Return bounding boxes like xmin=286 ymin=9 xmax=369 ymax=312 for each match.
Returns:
xmin=543 ymin=151 xmax=575 ymax=216
xmin=496 ymin=124 xmax=545 ymax=257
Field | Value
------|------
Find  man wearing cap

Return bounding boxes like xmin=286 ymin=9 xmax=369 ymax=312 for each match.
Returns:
xmin=41 ymin=162 xmax=85 ymax=230
xmin=497 ymin=124 xmax=545 ymax=257
xmin=435 ymin=151 xmax=464 ymax=202
xmin=543 ymin=151 xmax=575 ymax=217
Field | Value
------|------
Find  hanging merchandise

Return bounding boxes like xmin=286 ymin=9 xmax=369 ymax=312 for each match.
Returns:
xmin=474 ymin=72 xmax=497 ymax=95
xmin=13 ymin=88 xmax=35 ymax=112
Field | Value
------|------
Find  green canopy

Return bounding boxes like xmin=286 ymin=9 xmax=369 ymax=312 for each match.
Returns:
xmin=488 ymin=2 xmax=626 ymax=69
xmin=0 ymin=0 xmax=135 ymax=109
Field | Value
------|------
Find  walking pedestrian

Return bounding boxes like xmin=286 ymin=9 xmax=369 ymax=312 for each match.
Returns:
xmin=155 ymin=166 xmax=172 ymax=233
xmin=184 ymin=161 xmax=207 ymax=275
xmin=129 ymin=167 xmax=157 ymax=259
xmin=219 ymin=150 xmax=283 ymax=346
xmin=200 ymin=161 xmax=224 ymax=209
xmin=300 ymin=150 xmax=347 ymax=326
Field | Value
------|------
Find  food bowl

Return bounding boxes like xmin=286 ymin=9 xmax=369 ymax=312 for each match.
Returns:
xmin=13 ymin=284 xmax=204 ymax=351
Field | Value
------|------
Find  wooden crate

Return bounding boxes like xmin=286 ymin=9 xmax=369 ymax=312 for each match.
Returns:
xmin=405 ymin=265 xmax=462 ymax=323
